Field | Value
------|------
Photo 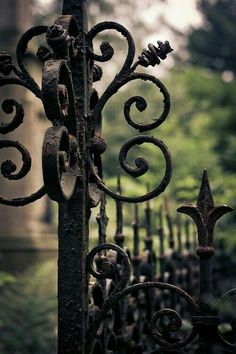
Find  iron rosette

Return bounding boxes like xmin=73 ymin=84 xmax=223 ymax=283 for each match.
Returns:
xmin=0 ymin=26 xmax=48 ymax=206
xmin=88 ymin=21 xmax=173 ymax=203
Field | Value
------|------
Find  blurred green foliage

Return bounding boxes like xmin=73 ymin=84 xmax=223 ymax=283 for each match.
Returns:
xmin=0 ymin=272 xmax=16 ymax=287
xmin=187 ymin=0 xmax=236 ymax=75
xmin=0 ymin=262 xmax=57 ymax=354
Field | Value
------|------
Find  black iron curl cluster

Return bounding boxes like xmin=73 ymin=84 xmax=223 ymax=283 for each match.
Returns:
xmin=138 ymin=40 xmax=173 ymax=67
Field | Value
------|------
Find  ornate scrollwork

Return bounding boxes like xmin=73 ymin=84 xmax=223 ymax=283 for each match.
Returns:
xmin=0 ymin=26 xmax=49 ymax=206
xmin=90 ymin=135 xmax=171 ymax=203
xmin=87 ymin=243 xmax=131 ymax=291
xmin=42 ymin=59 xmax=76 ymax=130
xmin=0 ymin=15 xmax=173 ymax=205
xmin=0 ymin=13 xmax=81 ymax=206
xmin=86 ymin=264 xmax=198 ymax=353
xmin=87 ymin=21 xmax=172 ymax=202
xmin=40 ymin=15 xmax=80 ymax=202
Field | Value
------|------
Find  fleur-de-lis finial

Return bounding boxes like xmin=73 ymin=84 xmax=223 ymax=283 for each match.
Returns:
xmin=177 ymin=170 xmax=233 ymax=256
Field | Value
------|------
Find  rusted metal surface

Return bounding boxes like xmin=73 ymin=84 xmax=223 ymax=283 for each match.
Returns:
xmin=0 ymin=0 xmax=236 ymax=353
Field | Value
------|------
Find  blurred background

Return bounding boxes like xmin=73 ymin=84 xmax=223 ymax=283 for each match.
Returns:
xmin=0 ymin=0 xmax=236 ymax=353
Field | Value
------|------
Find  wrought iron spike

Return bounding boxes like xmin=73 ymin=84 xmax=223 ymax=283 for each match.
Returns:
xmin=132 ymin=203 xmax=141 ymax=279
xmin=177 ymin=170 xmax=233 ymax=254
xmin=196 ymin=169 xmax=215 ymax=220
xmin=184 ymin=219 xmax=191 ymax=251
xmin=96 ymin=193 xmax=109 ymax=245
xmin=158 ymin=204 xmax=165 ymax=256
xmin=164 ymin=197 xmax=175 ymax=249
xmin=145 ymin=183 xmax=152 ymax=238
xmin=133 ymin=203 xmax=140 ymax=257
xmin=176 ymin=214 xmax=183 ymax=254
xmin=114 ymin=175 xmax=124 ymax=247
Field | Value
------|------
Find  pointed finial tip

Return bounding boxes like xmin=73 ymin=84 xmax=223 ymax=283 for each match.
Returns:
xmin=202 ymin=169 xmax=208 ymax=180
xmin=117 ymin=174 xmax=121 ymax=194
xmin=198 ymin=168 xmax=212 ymax=195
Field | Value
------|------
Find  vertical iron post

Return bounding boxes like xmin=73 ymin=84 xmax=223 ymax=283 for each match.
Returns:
xmin=58 ymin=1 xmax=90 ymax=353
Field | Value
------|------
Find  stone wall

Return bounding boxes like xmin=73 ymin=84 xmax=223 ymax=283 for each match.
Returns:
xmin=0 ymin=0 xmax=57 ymax=266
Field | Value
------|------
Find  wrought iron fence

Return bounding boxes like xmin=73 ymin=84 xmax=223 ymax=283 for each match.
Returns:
xmin=0 ymin=0 xmax=236 ymax=353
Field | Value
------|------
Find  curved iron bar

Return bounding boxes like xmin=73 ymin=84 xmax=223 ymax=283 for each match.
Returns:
xmin=16 ymin=25 xmax=48 ymax=97
xmin=90 ymin=135 xmax=172 ymax=203
xmin=40 ymin=16 xmax=80 ymax=201
xmin=0 ymin=99 xmax=24 ymax=134
xmin=0 ymin=140 xmax=31 ymax=180
xmin=88 ymin=21 xmax=172 ymax=202
xmin=86 ymin=254 xmax=199 ymax=353
xmin=215 ymin=288 xmax=236 ymax=349
xmin=42 ymin=126 xmax=78 ymax=202
xmin=0 ymin=186 xmax=46 ymax=207
xmin=87 ymin=21 xmax=135 ymax=76
xmin=42 ymin=59 xmax=77 ymax=134
xmin=0 ymin=27 xmax=49 ymax=206
xmin=93 ymin=71 xmax=170 ymax=133
xmin=87 ymin=243 xmax=131 ymax=292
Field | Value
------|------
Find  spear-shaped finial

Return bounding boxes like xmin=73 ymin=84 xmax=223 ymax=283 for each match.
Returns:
xmin=184 ymin=219 xmax=191 ymax=251
xmin=176 ymin=214 xmax=182 ymax=254
xmin=196 ymin=169 xmax=215 ymax=221
xmin=164 ymin=197 xmax=175 ymax=249
xmin=145 ymin=183 xmax=152 ymax=238
xmin=177 ymin=170 xmax=233 ymax=256
xmin=133 ymin=203 xmax=140 ymax=257
xmin=114 ymin=175 xmax=124 ymax=248
xmin=144 ymin=184 xmax=153 ymax=252
xmin=158 ymin=205 xmax=164 ymax=256
xmin=96 ymin=192 xmax=109 ymax=245
xmin=132 ymin=204 xmax=141 ymax=279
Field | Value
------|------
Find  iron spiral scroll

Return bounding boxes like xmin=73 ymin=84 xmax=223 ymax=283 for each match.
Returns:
xmin=0 ymin=26 xmax=48 ymax=206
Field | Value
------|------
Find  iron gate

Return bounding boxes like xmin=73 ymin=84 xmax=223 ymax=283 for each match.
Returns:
xmin=0 ymin=0 xmax=236 ymax=353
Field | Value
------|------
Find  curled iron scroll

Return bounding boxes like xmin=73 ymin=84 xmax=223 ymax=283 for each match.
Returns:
xmin=87 ymin=243 xmax=131 ymax=291
xmin=86 ymin=259 xmax=199 ymax=354
xmin=88 ymin=21 xmax=172 ymax=202
xmin=90 ymin=135 xmax=172 ymax=203
xmin=41 ymin=16 xmax=79 ymax=202
xmin=42 ymin=126 xmax=78 ymax=202
xmin=0 ymin=26 xmax=49 ymax=206
xmin=215 ymin=288 xmax=236 ymax=349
